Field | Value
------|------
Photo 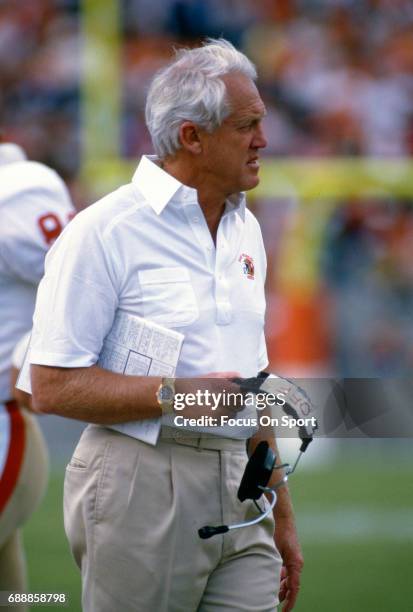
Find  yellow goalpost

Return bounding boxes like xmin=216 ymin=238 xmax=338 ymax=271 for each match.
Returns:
xmin=80 ymin=0 xmax=413 ymax=366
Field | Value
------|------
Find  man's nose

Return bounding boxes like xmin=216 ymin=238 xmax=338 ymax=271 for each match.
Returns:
xmin=253 ymin=124 xmax=267 ymax=149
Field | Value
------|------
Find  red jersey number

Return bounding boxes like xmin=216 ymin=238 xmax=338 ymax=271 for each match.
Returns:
xmin=37 ymin=211 xmax=74 ymax=245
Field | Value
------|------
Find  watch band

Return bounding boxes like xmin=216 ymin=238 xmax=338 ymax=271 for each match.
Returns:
xmin=156 ymin=377 xmax=176 ymax=415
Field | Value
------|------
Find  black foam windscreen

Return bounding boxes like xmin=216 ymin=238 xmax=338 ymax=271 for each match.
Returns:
xmin=198 ymin=525 xmax=229 ymax=539
xmin=237 ymin=441 xmax=276 ymax=502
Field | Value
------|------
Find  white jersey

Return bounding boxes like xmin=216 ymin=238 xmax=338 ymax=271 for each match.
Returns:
xmin=0 ymin=160 xmax=75 ymax=403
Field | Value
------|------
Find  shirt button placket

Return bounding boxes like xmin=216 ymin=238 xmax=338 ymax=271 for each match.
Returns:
xmin=215 ymin=237 xmax=232 ymax=325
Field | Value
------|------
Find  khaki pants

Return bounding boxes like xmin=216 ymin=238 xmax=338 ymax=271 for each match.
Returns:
xmin=64 ymin=425 xmax=282 ymax=612
xmin=0 ymin=406 xmax=49 ymax=612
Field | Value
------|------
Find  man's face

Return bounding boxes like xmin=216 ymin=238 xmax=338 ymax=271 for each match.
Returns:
xmin=198 ymin=73 xmax=267 ymax=196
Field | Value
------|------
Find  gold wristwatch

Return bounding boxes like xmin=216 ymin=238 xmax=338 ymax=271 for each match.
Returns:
xmin=156 ymin=377 xmax=176 ymax=415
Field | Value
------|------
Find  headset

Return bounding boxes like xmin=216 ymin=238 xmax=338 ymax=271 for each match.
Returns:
xmin=198 ymin=372 xmax=317 ymax=539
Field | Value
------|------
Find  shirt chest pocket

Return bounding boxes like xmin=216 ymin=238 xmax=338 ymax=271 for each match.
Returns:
xmin=138 ymin=267 xmax=199 ymax=327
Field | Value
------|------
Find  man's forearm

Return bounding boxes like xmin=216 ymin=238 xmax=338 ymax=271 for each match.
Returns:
xmin=30 ymin=365 xmax=241 ymax=424
xmin=31 ymin=364 xmax=163 ymax=423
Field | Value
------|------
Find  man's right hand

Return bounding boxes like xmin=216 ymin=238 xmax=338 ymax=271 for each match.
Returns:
xmin=174 ymin=372 xmax=246 ymax=420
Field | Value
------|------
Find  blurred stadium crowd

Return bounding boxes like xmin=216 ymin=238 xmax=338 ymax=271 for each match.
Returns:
xmin=1 ymin=0 xmax=413 ymax=376
xmin=123 ymin=0 xmax=413 ymax=159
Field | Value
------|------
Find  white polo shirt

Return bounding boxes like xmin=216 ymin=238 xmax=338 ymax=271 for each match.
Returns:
xmin=30 ymin=155 xmax=268 ymax=437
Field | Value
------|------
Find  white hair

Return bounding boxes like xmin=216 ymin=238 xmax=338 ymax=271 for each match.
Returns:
xmin=145 ymin=38 xmax=257 ymax=159
xmin=0 ymin=143 xmax=27 ymax=166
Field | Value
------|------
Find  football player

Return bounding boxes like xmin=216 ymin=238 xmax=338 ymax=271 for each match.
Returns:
xmin=0 ymin=140 xmax=75 ymax=609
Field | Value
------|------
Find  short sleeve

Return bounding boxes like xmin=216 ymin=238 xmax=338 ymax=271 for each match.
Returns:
xmin=11 ymin=332 xmax=31 ymax=370
xmin=0 ymin=164 xmax=75 ymax=284
xmin=257 ymin=329 xmax=269 ymax=373
xmin=30 ymin=213 xmax=121 ymax=368
xmin=255 ymin=214 xmax=268 ymax=373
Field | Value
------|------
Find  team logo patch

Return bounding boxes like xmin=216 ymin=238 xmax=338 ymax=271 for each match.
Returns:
xmin=239 ymin=253 xmax=255 ymax=280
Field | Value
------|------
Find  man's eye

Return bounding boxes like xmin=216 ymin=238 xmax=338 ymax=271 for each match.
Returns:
xmin=239 ymin=120 xmax=260 ymax=131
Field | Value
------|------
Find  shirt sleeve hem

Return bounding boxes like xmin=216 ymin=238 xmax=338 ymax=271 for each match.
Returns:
xmin=257 ymin=359 xmax=269 ymax=373
xmin=30 ymin=351 xmax=97 ymax=368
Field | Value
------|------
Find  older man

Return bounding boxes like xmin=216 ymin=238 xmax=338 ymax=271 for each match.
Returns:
xmin=30 ymin=39 xmax=303 ymax=611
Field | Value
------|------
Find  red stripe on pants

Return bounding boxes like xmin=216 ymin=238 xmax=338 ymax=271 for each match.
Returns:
xmin=0 ymin=401 xmax=26 ymax=514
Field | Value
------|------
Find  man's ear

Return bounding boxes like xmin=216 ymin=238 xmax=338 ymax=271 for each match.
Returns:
xmin=178 ymin=121 xmax=203 ymax=154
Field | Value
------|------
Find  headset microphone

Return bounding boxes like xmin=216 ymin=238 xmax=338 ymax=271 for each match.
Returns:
xmin=198 ymin=373 xmax=318 ymax=539
xmin=198 ymin=441 xmax=286 ymax=539
xmin=198 ymin=525 xmax=229 ymax=539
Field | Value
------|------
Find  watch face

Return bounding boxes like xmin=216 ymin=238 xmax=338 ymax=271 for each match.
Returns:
xmin=159 ymin=385 xmax=174 ymax=402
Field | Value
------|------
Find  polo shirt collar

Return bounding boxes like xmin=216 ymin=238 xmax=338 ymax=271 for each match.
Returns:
xmin=132 ymin=154 xmax=246 ymax=221
xmin=225 ymin=192 xmax=246 ymax=222
xmin=132 ymin=155 xmax=183 ymax=215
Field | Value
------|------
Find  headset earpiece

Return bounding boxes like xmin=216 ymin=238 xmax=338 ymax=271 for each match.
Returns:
xmin=237 ymin=441 xmax=276 ymax=502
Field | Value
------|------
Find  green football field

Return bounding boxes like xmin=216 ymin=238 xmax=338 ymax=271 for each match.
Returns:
xmin=23 ymin=446 xmax=413 ymax=612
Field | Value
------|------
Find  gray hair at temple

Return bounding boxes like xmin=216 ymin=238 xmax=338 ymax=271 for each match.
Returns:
xmin=145 ymin=38 xmax=257 ymax=159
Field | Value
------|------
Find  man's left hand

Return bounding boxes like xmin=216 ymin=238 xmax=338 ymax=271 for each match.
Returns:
xmin=275 ymin=518 xmax=304 ymax=611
